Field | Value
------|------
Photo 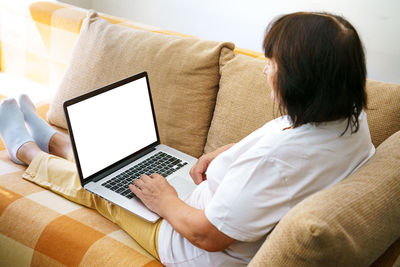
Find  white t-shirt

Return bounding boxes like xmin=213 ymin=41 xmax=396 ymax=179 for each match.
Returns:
xmin=158 ymin=111 xmax=375 ymax=266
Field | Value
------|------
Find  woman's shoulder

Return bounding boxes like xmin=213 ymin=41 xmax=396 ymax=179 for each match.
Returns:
xmin=238 ymin=111 xmax=371 ymax=161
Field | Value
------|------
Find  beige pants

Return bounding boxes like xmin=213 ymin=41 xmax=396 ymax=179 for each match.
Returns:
xmin=22 ymin=151 xmax=162 ymax=260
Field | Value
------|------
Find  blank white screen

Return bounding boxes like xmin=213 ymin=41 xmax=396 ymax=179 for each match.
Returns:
xmin=67 ymin=76 xmax=158 ymax=179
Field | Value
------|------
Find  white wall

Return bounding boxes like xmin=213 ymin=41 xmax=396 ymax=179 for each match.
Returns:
xmin=59 ymin=0 xmax=400 ymax=84
xmin=61 ymin=0 xmax=91 ymax=9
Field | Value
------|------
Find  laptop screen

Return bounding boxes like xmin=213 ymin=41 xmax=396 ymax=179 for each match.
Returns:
xmin=65 ymin=74 xmax=158 ymax=180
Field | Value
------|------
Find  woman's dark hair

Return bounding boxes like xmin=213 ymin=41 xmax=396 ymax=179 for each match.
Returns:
xmin=263 ymin=12 xmax=367 ymax=133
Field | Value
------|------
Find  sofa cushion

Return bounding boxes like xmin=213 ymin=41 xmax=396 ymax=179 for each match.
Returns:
xmin=249 ymin=130 xmax=400 ymax=266
xmin=203 ymin=54 xmax=274 ymax=153
xmin=47 ymin=11 xmax=234 ymax=157
xmin=204 ymin=54 xmax=400 ymax=154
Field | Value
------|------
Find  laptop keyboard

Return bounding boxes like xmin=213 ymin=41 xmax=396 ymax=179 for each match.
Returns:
xmin=101 ymin=152 xmax=188 ymax=199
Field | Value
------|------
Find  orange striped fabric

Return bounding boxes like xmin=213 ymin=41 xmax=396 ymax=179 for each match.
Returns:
xmin=0 ymin=147 xmax=162 ymax=266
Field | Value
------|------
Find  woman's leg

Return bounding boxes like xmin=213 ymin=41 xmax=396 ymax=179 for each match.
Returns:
xmin=0 ymin=97 xmax=162 ymax=259
xmin=17 ymin=141 xmax=41 ymax=165
xmin=0 ymin=96 xmax=70 ymax=165
xmin=23 ymin=151 xmax=162 ymax=259
xmin=19 ymin=94 xmax=73 ymax=161
xmin=48 ymin=132 xmax=73 ymax=160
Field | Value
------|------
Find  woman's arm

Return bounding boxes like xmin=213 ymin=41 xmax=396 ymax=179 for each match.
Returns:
xmin=129 ymin=174 xmax=235 ymax=251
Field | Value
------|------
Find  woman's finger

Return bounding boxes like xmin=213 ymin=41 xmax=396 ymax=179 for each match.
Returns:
xmin=133 ymin=177 xmax=144 ymax=188
xmin=129 ymin=183 xmax=141 ymax=195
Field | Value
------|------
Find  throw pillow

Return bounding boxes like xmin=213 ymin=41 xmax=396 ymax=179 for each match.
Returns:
xmin=47 ymin=11 xmax=234 ymax=157
xmin=203 ymin=54 xmax=274 ymax=153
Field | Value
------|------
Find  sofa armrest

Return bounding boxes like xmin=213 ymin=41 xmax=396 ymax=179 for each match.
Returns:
xmin=250 ymin=130 xmax=400 ymax=266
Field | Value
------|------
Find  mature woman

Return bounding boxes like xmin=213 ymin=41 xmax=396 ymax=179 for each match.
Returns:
xmin=0 ymin=12 xmax=374 ymax=266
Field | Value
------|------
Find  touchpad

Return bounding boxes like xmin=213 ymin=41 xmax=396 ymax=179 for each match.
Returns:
xmin=169 ymin=176 xmax=196 ymax=199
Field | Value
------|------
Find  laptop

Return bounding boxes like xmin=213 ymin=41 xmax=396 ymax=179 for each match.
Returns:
xmin=63 ymin=71 xmax=197 ymax=222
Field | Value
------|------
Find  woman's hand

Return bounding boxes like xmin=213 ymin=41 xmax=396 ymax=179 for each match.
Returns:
xmin=190 ymin=143 xmax=235 ymax=184
xmin=129 ymin=173 xmax=178 ymax=216
xmin=189 ymin=154 xmax=213 ymax=185
xmin=130 ymin=173 xmax=236 ymax=252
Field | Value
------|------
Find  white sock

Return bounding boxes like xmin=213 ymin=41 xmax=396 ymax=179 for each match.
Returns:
xmin=0 ymin=98 xmax=34 ymax=165
xmin=19 ymin=94 xmax=56 ymax=153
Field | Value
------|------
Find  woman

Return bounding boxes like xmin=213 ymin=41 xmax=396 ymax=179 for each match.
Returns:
xmin=0 ymin=12 xmax=375 ymax=266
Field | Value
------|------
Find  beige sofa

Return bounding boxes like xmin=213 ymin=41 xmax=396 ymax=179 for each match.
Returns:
xmin=0 ymin=2 xmax=399 ymax=266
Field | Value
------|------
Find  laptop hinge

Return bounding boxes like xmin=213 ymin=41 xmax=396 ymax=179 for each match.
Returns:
xmin=91 ymin=146 xmax=157 ymax=183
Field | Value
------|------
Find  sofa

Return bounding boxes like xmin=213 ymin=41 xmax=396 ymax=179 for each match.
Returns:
xmin=0 ymin=1 xmax=399 ymax=266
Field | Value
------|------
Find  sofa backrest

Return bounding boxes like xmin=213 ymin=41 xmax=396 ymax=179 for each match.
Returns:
xmin=204 ymin=53 xmax=400 ymax=152
xmin=9 ymin=1 xmax=400 ymax=152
